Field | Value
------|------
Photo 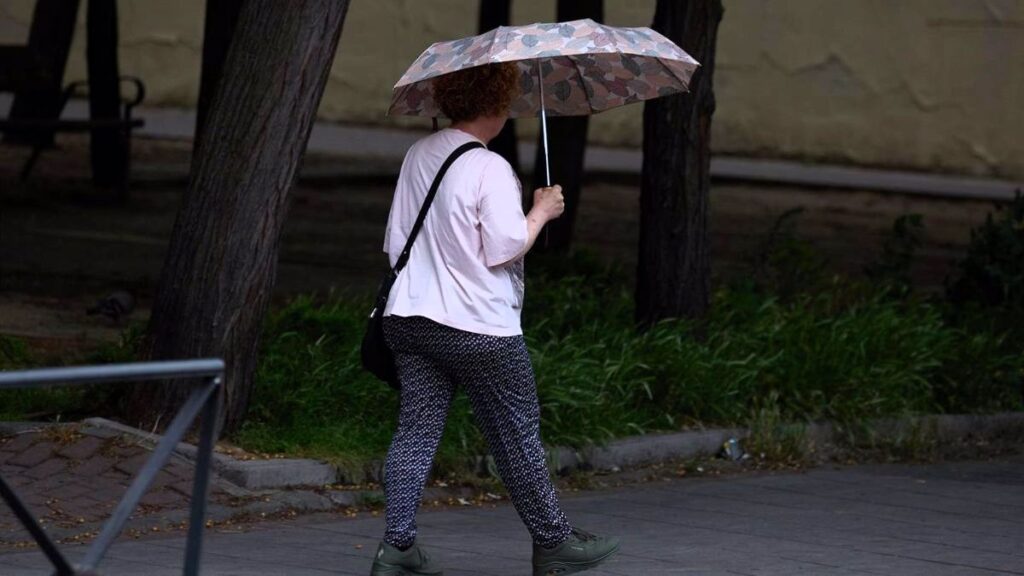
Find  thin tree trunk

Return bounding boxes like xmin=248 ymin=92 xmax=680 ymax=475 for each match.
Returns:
xmin=129 ymin=0 xmax=350 ymax=435
xmin=4 ymin=0 xmax=80 ymax=146
xmin=195 ymin=0 xmax=246 ymax=152
xmin=478 ymin=0 xmax=519 ymax=174
xmin=86 ymin=0 xmax=125 ymax=192
xmin=635 ymin=0 xmax=723 ymax=327
xmin=531 ymin=0 xmax=603 ymax=253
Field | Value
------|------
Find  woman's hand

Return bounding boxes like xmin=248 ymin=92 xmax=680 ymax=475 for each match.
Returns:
xmin=514 ymin=185 xmax=564 ymax=260
xmin=530 ymin=185 xmax=565 ymax=222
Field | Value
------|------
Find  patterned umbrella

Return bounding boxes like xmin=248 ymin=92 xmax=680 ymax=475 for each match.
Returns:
xmin=388 ymin=18 xmax=700 ymax=185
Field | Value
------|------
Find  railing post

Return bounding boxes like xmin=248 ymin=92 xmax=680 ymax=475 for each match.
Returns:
xmin=184 ymin=375 xmax=221 ymax=576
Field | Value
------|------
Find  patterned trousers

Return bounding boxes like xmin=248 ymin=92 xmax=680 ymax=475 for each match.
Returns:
xmin=381 ymin=315 xmax=572 ymax=549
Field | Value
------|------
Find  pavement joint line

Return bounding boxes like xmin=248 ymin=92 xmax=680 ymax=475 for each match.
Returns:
xmin=561 ymin=504 xmax=954 ymax=563
xmin=701 ymin=482 xmax=1020 ymax=538
xmin=600 ymin=487 xmax=1024 ymax=560
xmin=775 ymin=555 xmax=887 ymax=576
xmin=854 ymin=550 xmax=1024 ymax=576
xmin=792 ymin=471 xmax=1024 ymax=512
xmin=745 ymin=481 xmax=1024 ymax=525
xmin=643 ymin=469 xmax=1024 ymax=518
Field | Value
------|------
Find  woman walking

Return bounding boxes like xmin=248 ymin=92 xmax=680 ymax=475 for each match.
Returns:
xmin=370 ymin=62 xmax=619 ymax=576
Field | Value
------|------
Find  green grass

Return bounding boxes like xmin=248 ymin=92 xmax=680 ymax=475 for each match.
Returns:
xmin=235 ymin=253 xmax=1024 ymax=471
xmin=0 ymin=335 xmax=85 ymax=421
xmin=0 ymin=329 xmax=142 ymax=422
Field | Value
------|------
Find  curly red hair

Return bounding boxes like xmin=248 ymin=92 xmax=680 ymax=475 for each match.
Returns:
xmin=432 ymin=62 xmax=519 ymax=122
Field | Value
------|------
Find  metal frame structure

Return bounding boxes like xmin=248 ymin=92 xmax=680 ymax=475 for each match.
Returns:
xmin=0 ymin=359 xmax=224 ymax=576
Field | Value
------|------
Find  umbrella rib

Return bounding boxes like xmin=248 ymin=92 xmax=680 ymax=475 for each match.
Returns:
xmin=386 ymin=85 xmax=404 ymax=116
xmin=654 ymin=57 xmax=695 ymax=93
xmin=486 ymin=25 xmax=501 ymax=63
xmin=568 ymin=55 xmax=598 ymax=115
xmin=500 ymin=25 xmax=513 ymax=63
xmin=606 ymin=22 xmax=625 ymax=55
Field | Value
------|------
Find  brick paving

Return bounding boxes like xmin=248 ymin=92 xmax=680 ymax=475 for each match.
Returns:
xmin=0 ymin=426 xmax=234 ymax=549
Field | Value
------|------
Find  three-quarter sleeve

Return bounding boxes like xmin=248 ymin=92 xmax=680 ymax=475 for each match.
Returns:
xmin=478 ymin=156 xmax=528 ymax=268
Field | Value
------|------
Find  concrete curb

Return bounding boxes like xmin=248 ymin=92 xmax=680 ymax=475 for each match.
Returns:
xmin=548 ymin=427 xmax=747 ymax=474
xmin=76 ymin=412 xmax=1024 ymax=489
xmin=80 ymin=417 xmax=337 ymax=490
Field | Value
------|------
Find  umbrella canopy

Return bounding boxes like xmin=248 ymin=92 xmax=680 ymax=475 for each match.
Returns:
xmin=388 ymin=18 xmax=700 ymax=119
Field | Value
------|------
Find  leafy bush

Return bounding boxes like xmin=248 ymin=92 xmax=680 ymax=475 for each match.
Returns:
xmin=948 ymin=191 xmax=1024 ymax=309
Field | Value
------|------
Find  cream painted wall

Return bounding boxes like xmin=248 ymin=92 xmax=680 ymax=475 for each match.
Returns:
xmin=1 ymin=1 xmax=1021 ymax=178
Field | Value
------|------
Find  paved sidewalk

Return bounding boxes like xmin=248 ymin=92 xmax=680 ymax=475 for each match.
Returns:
xmin=2 ymin=454 xmax=1023 ymax=575
xmin=0 ymin=426 xmax=247 ymax=547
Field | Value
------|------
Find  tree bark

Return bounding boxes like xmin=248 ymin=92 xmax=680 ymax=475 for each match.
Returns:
xmin=195 ymin=0 xmax=246 ymax=152
xmin=4 ymin=0 xmax=80 ymax=146
xmin=86 ymin=0 xmax=125 ymax=192
xmin=531 ymin=0 xmax=603 ymax=253
xmin=478 ymin=0 xmax=519 ymax=174
xmin=129 ymin=0 xmax=350 ymax=435
xmin=635 ymin=0 xmax=723 ymax=327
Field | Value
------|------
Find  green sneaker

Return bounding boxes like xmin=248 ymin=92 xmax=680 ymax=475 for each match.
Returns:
xmin=532 ymin=528 xmax=620 ymax=576
xmin=369 ymin=541 xmax=443 ymax=576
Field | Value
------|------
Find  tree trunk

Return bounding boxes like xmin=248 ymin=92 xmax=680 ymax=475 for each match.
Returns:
xmin=86 ymin=0 xmax=125 ymax=192
xmin=129 ymin=0 xmax=350 ymax=435
xmin=4 ymin=0 xmax=80 ymax=146
xmin=478 ymin=0 xmax=519 ymax=174
xmin=635 ymin=0 xmax=723 ymax=327
xmin=195 ymin=0 xmax=246 ymax=152
xmin=531 ymin=0 xmax=603 ymax=253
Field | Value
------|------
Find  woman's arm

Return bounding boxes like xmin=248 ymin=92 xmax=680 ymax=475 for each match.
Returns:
xmin=518 ymin=185 xmax=565 ymax=258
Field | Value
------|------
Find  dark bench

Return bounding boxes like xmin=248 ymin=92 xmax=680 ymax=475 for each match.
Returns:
xmin=0 ymin=74 xmax=146 ymax=182
xmin=0 ymin=0 xmax=146 ymax=199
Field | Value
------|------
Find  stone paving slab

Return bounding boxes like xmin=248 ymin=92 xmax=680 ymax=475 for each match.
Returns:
xmin=2 ymin=454 xmax=1022 ymax=575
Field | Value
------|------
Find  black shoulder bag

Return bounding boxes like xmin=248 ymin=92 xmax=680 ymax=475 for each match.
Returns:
xmin=361 ymin=141 xmax=484 ymax=389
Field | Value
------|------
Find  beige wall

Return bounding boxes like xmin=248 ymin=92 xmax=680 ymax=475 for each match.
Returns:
xmin=2 ymin=1 xmax=1022 ymax=179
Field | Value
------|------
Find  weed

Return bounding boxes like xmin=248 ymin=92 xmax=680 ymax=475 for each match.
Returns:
xmin=752 ymin=207 xmax=829 ymax=299
xmin=948 ymin=190 xmax=1024 ymax=309
xmin=744 ymin=392 xmax=809 ymax=466
xmin=866 ymin=214 xmax=925 ymax=293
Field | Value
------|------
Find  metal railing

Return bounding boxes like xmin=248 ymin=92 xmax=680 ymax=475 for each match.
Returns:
xmin=0 ymin=359 xmax=224 ymax=576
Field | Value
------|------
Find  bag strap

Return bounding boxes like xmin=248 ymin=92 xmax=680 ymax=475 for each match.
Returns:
xmin=393 ymin=141 xmax=484 ymax=273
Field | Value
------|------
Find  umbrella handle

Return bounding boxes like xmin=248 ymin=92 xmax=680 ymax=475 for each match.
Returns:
xmin=537 ymin=60 xmax=551 ymax=188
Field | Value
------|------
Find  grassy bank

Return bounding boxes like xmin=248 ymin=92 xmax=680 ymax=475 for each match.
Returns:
xmin=235 ymin=251 xmax=1023 ymax=471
